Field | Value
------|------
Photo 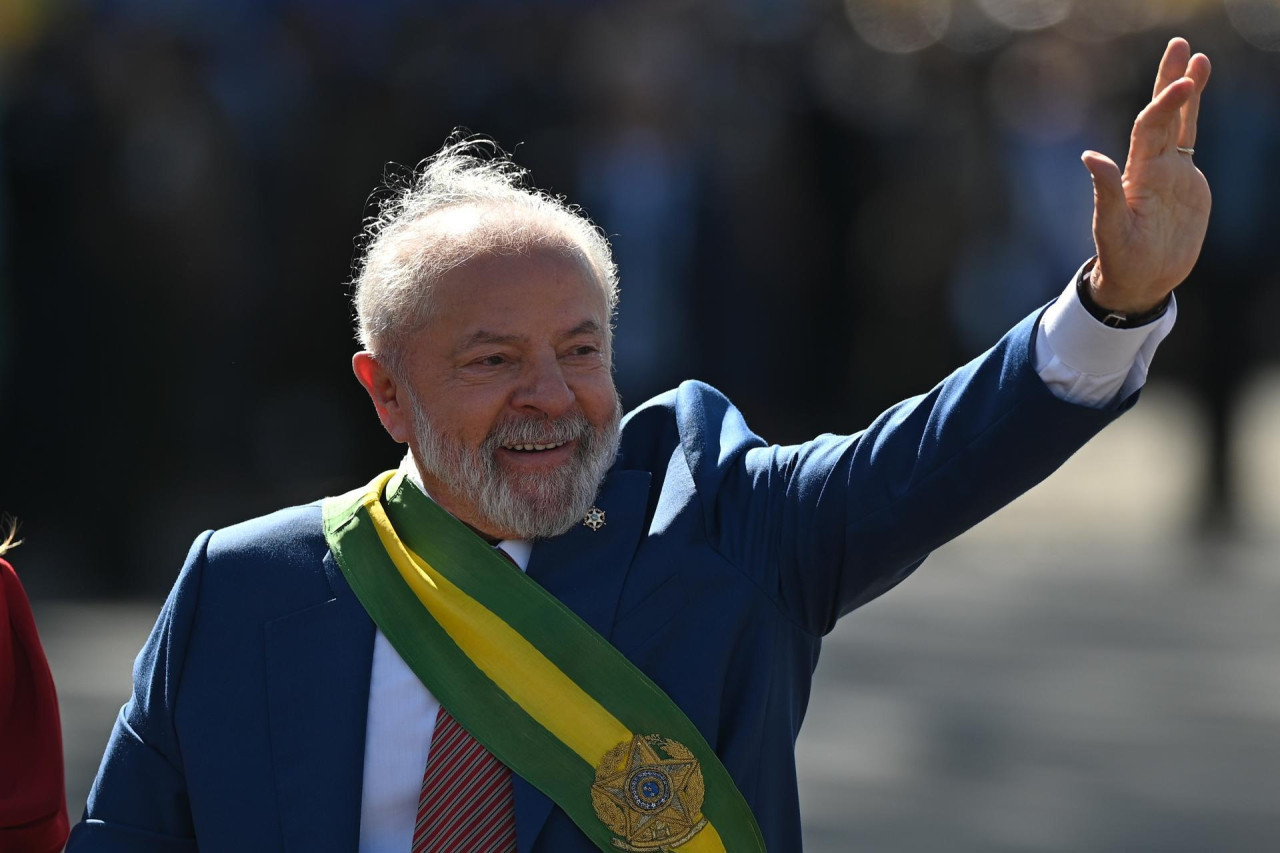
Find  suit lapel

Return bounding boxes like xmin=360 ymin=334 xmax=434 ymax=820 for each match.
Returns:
xmin=514 ymin=469 xmax=652 ymax=853
xmin=265 ymin=551 xmax=376 ymax=853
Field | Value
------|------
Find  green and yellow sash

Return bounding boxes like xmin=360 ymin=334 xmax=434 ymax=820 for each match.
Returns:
xmin=322 ymin=471 xmax=766 ymax=853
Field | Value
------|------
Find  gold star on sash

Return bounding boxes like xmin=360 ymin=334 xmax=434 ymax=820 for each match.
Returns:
xmin=590 ymin=734 xmax=708 ymax=851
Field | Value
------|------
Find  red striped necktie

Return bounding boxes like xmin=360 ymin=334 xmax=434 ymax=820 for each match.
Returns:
xmin=410 ymin=705 xmax=517 ymax=852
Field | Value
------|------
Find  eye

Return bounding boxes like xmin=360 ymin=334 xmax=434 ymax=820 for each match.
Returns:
xmin=473 ymin=354 xmax=508 ymax=367
xmin=564 ymin=344 xmax=600 ymax=359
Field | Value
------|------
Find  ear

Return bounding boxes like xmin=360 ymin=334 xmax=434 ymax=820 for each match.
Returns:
xmin=352 ymin=352 xmax=413 ymax=443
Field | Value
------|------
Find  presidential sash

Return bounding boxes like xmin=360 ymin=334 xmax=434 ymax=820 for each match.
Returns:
xmin=322 ymin=471 xmax=766 ymax=853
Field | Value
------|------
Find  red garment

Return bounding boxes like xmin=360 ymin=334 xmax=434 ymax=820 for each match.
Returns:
xmin=0 ymin=558 xmax=69 ymax=853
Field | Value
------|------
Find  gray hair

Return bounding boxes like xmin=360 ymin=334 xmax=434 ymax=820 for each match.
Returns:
xmin=352 ymin=135 xmax=619 ymax=376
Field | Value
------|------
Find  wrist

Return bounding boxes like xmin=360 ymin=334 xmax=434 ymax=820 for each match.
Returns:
xmin=1080 ymin=261 xmax=1172 ymax=328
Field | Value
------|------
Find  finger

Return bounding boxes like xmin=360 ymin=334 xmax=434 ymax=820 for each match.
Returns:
xmin=1179 ymin=53 xmax=1212 ymax=149
xmin=1082 ymin=150 xmax=1126 ymax=235
xmin=1130 ymin=77 xmax=1195 ymax=160
xmin=1152 ymin=37 xmax=1191 ymax=101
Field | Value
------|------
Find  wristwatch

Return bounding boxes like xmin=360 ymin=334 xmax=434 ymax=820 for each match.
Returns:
xmin=1075 ymin=260 xmax=1172 ymax=329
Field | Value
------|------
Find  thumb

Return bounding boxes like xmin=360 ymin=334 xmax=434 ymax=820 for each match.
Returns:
xmin=1081 ymin=150 xmax=1126 ymax=232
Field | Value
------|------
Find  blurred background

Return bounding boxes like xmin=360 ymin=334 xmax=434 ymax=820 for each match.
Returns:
xmin=1 ymin=0 xmax=1278 ymax=849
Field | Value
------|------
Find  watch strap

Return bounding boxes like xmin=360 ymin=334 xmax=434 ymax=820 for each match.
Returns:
xmin=1075 ymin=261 xmax=1172 ymax=329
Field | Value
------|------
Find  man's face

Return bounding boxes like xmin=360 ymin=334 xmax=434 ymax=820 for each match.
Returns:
xmin=396 ymin=248 xmax=621 ymax=540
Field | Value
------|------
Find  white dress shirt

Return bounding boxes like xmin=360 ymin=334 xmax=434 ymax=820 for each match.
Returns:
xmin=356 ymin=272 xmax=1177 ymax=852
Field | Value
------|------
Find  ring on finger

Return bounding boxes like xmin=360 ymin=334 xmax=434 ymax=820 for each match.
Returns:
xmin=1176 ymin=146 xmax=1195 ymax=156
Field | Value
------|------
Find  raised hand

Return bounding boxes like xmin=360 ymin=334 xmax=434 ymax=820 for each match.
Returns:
xmin=1081 ymin=38 xmax=1212 ymax=315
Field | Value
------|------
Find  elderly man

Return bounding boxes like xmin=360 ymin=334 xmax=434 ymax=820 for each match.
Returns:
xmin=70 ymin=40 xmax=1210 ymax=853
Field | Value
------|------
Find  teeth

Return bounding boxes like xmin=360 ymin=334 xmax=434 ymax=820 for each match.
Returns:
xmin=505 ymin=442 xmax=565 ymax=452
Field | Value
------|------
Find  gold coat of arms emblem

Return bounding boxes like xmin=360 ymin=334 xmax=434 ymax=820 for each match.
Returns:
xmin=591 ymin=734 xmax=709 ymax=851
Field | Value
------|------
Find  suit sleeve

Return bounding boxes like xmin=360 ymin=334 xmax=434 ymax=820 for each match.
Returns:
xmin=65 ymin=533 xmax=212 ymax=852
xmin=684 ymin=306 xmax=1130 ymax=637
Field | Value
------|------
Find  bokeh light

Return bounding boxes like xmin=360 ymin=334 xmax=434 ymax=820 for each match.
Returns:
xmin=0 ymin=0 xmax=53 ymax=51
xmin=844 ymin=0 xmax=952 ymax=53
xmin=1225 ymin=0 xmax=1280 ymax=50
xmin=1061 ymin=0 xmax=1192 ymax=41
xmin=976 ymin=0 xmax=1074 ymax=31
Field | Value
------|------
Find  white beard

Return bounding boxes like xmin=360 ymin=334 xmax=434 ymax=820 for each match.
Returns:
xmin=407 ymin=391 xmax=621 ymax=539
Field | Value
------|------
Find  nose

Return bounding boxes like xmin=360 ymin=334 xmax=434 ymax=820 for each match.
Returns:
xmin=510 ymin=351 xmax=575 ymax=419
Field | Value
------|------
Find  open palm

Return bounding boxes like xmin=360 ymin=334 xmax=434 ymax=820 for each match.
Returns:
xmin=1083 ymin=38 xmax=1212 ymax=315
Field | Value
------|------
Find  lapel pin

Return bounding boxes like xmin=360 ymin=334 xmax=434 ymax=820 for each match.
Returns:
xmin=583 ymin=507 xmax=606 ymax=531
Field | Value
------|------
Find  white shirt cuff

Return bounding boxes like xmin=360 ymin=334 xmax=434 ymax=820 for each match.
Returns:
xmin=1033 ymin=265 xmax=1177 ymax=409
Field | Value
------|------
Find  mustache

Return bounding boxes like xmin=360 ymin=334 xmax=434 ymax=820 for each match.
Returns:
xmin=482 ymin=410 xmax=594 ymax=450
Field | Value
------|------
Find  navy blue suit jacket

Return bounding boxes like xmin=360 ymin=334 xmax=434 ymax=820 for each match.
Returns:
xmin=69 ymin=309 xmax=1127 ymax=852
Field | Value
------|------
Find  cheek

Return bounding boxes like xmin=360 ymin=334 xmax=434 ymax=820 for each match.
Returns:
xmin=419 ymin=391 xmax=507 ymax=444
xmin=579 ymin=378 xmax=621 ymax=425
xmin=465 ymin=411 xmax=508 ymax=446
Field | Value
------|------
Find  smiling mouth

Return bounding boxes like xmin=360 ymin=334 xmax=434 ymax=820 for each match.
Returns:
xmin=502 ymin=442 xmax=567 ymax=452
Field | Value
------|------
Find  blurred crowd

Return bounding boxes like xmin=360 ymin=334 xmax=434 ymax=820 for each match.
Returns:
xmin=1 ymin=0 xmax=1278 ymax=594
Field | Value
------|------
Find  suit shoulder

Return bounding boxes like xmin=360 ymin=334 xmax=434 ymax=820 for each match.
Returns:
xmin=619 ymin=380 xmax=766 ymax=476
xmin=205 ymin=501 xmax=327 ymax=565
xmin=194 ymin=501 xmax=336 ymax=607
